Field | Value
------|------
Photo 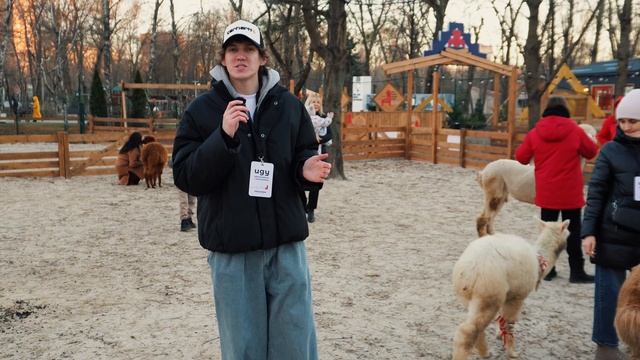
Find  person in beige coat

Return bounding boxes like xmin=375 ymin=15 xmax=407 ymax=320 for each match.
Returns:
xmin=115 ymin=132 xmax=144 ymax=185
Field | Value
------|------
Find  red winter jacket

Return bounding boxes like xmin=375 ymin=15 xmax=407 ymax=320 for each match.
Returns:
xmin=596 ymin=115 xmax=617 ymax=146
xmin=515 ymin=115 xmax=598 ymax=209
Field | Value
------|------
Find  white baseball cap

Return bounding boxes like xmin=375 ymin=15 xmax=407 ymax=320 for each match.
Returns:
xmin=223 ymin=20 xmax=263 ymax=48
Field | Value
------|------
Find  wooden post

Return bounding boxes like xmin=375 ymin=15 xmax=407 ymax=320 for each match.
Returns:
xmin=432 ymin=70 xmax=440 ymax=164
xmin=289 ymin=79 xmax=295 ymax=94
xmin=459 ymin=128 xmax=466 ymax=168
xmin=57 ymin=131 xmax=70 ymax=178
xmin=121 ymin=81 xmax=128 ymax=129
xmin=406 ymin=70 xmax=414 ymax=159
xmin=88 ymin=115 xmax=94 ymax=133
xmin=507 ymin=68 xmax=518 ymax=158
xmin=493 ymin=73 xmax=501 ymax=128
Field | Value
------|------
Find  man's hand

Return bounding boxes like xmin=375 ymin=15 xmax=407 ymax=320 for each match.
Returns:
xmin=222 ymin=100 xmax=249 ymax=137
xmin=303 ymin=153 xmax=331 ymax=183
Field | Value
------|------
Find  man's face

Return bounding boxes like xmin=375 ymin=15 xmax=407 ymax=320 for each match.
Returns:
xmin=222 ymin=41 xmax=266 ymax=82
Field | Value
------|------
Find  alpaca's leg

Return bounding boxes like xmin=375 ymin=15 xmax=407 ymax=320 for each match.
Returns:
xmin=474 ymin=330 xmax=490 ymax=358
xmin=500 ymin=298 xmax=525 ymax=358
xmin=157 ymin=167 xmax=163 ymax=187
xmin=476 ymin=177 xmax=507 ymax=236
xmin=453 ymin=298 xmax=500 ymax=360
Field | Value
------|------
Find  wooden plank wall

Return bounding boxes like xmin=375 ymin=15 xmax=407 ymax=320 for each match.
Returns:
xmin=0 ymin=132 xmax=175 ymax=178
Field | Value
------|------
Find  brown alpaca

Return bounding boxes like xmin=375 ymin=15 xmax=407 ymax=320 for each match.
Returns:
xmin=615 ymin=266 xmax=640 ymax=360
xmin=141 ymin=135 xmax=168 ymax=188
xmin=452 ymin=219 xmax=569 ymax=359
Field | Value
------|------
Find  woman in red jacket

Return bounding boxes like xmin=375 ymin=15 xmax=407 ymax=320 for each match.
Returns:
xmin=516 ymin=96 xmax=599 ymax=283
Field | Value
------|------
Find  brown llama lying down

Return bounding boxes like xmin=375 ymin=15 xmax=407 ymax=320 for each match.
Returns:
xmin=452 ymin=219 xmax=569 ymax=360
xmin=141 ymin=135 xmax=168 ymax=188
xmin=615 ymin=265 xmax=640 ymax=360
xmin=475 ymin=124 xmax=597 ymax=237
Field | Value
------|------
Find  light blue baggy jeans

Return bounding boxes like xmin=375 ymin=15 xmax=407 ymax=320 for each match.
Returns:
xmin=207 ymin=241 xmax=318 ymax=360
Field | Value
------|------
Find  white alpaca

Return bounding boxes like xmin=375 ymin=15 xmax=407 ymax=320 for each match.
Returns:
xmin=452 ymin=219 xmax=569 ymax=360
xmin=475 ymin=124 xmax=596 ymax=237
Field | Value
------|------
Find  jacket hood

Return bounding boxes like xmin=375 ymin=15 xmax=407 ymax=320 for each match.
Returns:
xmin=210 ymin=65 xmax=281 ymax=108
xmin=534 ymin=115 xmax=576 ymax=142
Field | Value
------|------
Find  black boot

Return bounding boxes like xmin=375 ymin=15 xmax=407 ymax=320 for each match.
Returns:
xmin=180 ymin=218 xmax=191 ymax=232
xmin=569 ymin=258 xmax=595 ymax=284
xmin=544 ymin=267 xmax=557 ymax=281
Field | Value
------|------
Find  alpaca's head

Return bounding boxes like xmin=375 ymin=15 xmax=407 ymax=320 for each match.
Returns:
xmin=535 ymin=218 xmax=570 ymax=262
xmin=142 ymin=135 xmax=157 ymax=144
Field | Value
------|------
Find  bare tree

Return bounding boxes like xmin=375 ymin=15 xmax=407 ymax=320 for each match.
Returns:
xmin=169 ymin=0 xmax=180 ymax=82
xmin=614 ymin=0 xmax=631 ymax=96
xmin=523 ymin=0 xmax=600 ymax=127
xmin=102 ymin=0 xmax=112 ymax=111
xmin=229 ymin=0 xmax=243 ymax=18
xmin=591 ymin=0 xmax=605 ymax=63
xmin=424 ymin=0 xmax=449 ymax=93
xmin=148 ymin=0 xmax=164 ymax=83
xmin=0 ymin=0 xmax=13 ymax=102
xmin=348 ymin=0 xmax=391 ymax=75
xmin=301 ymin=0 xmax=349 ymax=178
xmin=491 ymin=0 xmax=524 ymax=65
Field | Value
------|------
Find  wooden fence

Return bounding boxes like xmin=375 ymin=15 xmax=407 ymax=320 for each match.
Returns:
xmin=0 ymin=112 xmax=597 ymax=178
xmin=88 ymin=116 xmax=179 ymax=133
xmin=0 ymin=131 xmax=174 ymax=178
xmin=342 ymin=111 xmax=597 ymax=176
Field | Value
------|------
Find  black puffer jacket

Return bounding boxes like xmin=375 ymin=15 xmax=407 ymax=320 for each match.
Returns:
xmin=172 ymin=69 xmax=320 ymax=253
xmin=582 ymin=129 xmax=640 ymax=269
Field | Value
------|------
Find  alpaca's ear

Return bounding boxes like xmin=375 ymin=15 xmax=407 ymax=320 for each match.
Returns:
xmin=561 ymin=219 xmax=571 ymax=231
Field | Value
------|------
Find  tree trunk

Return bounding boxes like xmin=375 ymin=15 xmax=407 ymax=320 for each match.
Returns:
xmin=148 ymin=0 xmax=163 ymax=83
xmin=102 ymin=0 xmax=112 ymax=115
xmin=591 ymin=0 xmax=605 ymax=63
xmin=0 ymin=0 xmax=13 ymax=102
xmin=424 ymin=0 xmax=448 ymax=94
xmin=169 ymin=0 xmax=180 ymax=83
xmin=301 ymin=0 xmax=349 ymax=179
xmin=524 ymin=0 xmax=543 ymax=129
xmin=615 ymin=0 xmax=632 ymax=97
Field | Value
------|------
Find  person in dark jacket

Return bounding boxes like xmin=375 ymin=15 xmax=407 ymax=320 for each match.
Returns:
xmin=171 ymin=19 xmax=329 ymax=360
xmin=516 ymin=96 xmax=599 ymax=283
xmin=582 ymin=89 xmax=640 ymax=360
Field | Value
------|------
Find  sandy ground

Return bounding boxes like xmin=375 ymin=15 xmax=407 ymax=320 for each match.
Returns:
xmin=1 ymin=158 xmax=607 ymax=359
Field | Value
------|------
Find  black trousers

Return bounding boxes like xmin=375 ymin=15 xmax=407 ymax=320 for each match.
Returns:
xmin=306 ymin=189 xmax=319 ymax=212
xmin=127 ymin=171 xmax=141 ymax=185
xmin=540 ymin=208 xmax=584 ymax=267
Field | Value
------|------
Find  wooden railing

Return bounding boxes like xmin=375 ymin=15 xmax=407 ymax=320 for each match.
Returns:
xmin=0 ymin=132 xmax=174 ymax=178
xmin=88 ymin=116 xmax=179 ymax=133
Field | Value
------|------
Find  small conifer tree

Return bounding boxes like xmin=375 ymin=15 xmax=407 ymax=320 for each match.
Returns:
xmin=130 ymin=70 xmax=147 ymax=118
xmin=90 ymin=69 xmax=108 ymax=117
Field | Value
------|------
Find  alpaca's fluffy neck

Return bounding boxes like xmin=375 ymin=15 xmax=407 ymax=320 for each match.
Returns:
xmin=534 ymin=228 xmax=563 ymax=277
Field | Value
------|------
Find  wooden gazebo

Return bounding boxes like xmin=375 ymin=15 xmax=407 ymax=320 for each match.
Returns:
xmin=381 ymin=48 xmax=520 ymax=158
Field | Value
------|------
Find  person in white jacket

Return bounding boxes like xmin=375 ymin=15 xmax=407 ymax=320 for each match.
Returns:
xmin=303 ymin=93 xmax=333 ymax=222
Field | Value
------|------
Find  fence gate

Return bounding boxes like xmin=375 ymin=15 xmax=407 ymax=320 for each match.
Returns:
xmin=69 ymin=134 xmax=129 ymax=177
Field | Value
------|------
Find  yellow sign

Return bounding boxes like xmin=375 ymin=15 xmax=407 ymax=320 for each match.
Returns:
xmin=374 ymin=83 xmax=404 ymax=112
